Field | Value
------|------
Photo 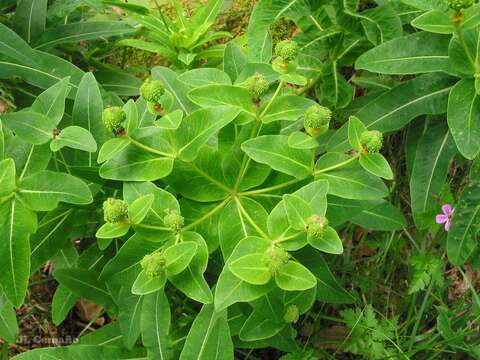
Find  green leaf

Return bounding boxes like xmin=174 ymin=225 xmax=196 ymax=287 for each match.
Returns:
xmin=31 ymin=77 xmax=70 ymax=125
xmin=141 ymin=290 xmax=170 ymax=359
xmin=223 ymin=42 xmax=247 ymax=82
xmin=164 ymin=242 xmax=198 ymax=275
xmin=168 ymin=232 xmax=213 ymax=304
xmin=132 ymin=270 xmax=166 ymax=296
xmin=247 ymin=0 xmax=310 ymax=63
xmin=275 ymin=261 xmax=316 ymax=291
xmin=97 ymin=138 xmax=131 ymax=164
xmin=359 ymin=153 xmax=394 ymax=180
xmin=95 ymin=70 xmax=142 ymax=97
xmin=179 ymin=68 xmax=231 ymax=87
xmin=0 ymin=289 xmax=19 ymax=343
xmin=215 ymin=237 xmax=273 ymax=311
xmin=73 ymin=72 xmax=107 ymax=166
xmin=0 ymin=198 xmax=36 ymax=307
xmin=0 ymin=158 xmax=16 ymax=197
xmin=128 ymin=194 xmax=154 ymax=225
xmin=229 ymin=253 xmax=272 ymax=285
xmin=310 ymin=226 xmax=343 ymax=255
xmin=410 ymin=122 xmax=456 ymax=228
xmin=351 ymin=200 xmax=407 ymax=231
xmin=356 ymin=32 xmax=450 ymax=75
xmin=348 ymin=115 xmax=366 ymax=151
xmin=295 ymin=247 xmax=355 ymax=304
xmin=34 ymin=21 xmax=135 ymax=50
xmin=355 ymin=73 xmax=453 ymax=133
xmin=239 ymin=310 xmax=284 ymax=341
xmin=447 ymin=161 xmax=480 ymax=266
xmin=447 ymin=79 xmax=480 ymax=159
xmin=179 ymin=304 xmax=233 ymax=360
xmin=118 ymin=287 xmax=142 ymax=350
xmin=448 ymin=27 xmax=479 ymax=76
xmin=262 ymin=95 xmax=316 ymax=123
xmin=52 ymin=285 xmax=78 ymax=326
xmin=95 ymin=222 xmax=130 ymax=239
xmin=14 ymin=0 xmax=47 ymax=44
xmin=411 ymin=10 xmax=454 ymax=34
xmin=54 ymin=268 xmax=116 ymax=311
xmin=99 ymin=144 xmax=174 ymax=181
xmin=1 ymin=111 xmax=55 ymax=145
xmin=242 ymin=135 xmax=314 ymax=179
xmin=283 ymin=194 xmax=312 ymax=231
xmin=175 ymin=106 xmax=241 ymax=161
xmin=316 ymin=163 xmax=388 ymax=200
xmin=50 ymin=126 xmax=97 ymax=153
xmin=287 ymin=131 xmax=319 ymax=149
xmin=18 ymin=170 xmax=93 ymax=211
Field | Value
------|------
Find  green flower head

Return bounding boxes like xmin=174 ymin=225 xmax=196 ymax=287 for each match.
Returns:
xmin=449 ymin=0 xmax=474 ymax=10
xmin=263 ymin=246 xmax=290 ymax=274
xmin=275 ymin=39 xmax=299 ymax=61
xmin=243 ymin=72 xmax=269 ymax=98
xmin=140 ymin=78 xmax=165 ymax=103
xmin=141 ymin=252 xmax=166 ymax=278
xmin=304 ymin=104 xmax=331 ymax=137
xmin=306 ymin=215 xmax=328 ymax=240
xmin=103 ymin=198 xmax=128 ymax=223
xmin=360 ymin=130 xmax=383 ymax=153
xmin=164 ymin=209 xmax=184 ymax=231
xmin=102 ymin=106 xmax=126 ymax=134
xmin=284 ymin=304 xmax=299 ymax=323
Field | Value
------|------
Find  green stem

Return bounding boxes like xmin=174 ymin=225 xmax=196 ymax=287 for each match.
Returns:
xmin=239 ymin=178 xmax=304 ymax=196
xmin=234 ymin=196 xmax=270 ymax=239
xmin=259 ymin=80 xmax=285 ymax=119
xmin=314 ymin=154 xmax=359 ymax=176
xmin=183 ymin=199 xmax=229 ymax=231
xmin=408 ymin=280 xmax=434 ymax=351
xmin=130 ymin=138 xmax=174 ymax=158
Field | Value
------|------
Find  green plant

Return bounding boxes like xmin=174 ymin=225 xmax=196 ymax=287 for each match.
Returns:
xmin=109 ymin=0 xmax=231 ymax=69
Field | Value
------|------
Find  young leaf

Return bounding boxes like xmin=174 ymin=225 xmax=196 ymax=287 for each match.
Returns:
xmin=31 ymin=77 xmax=70 ymax=125
xmin=95 ymin=223 xmax=130 ymax=239
xmin=229 ymin=253 xmax=272 ymax=285
xmin=283 ymin=194 xmax=312 ymax=231
xmin=275 ymin=261 xmax=317 ymax=291
xmin=132 ymin=270 xmax=167 ymax=296
xmin=348 ymin=116 xmax=367 ymax=151
xmin=1 ymin=111 xmax=55 ymax=145
xmin=128 ymin=194 xmax=154 ymax=225
xmin=50 ymin=126 xmax=97 ymax=153
xmin=307 ymin=226 xmax=343 ymax=255
xmin=223 ymin=42 xmax=247 ymax=82
xmin=359 ymin=153 xmax=394 ymax=180
xmin=164 ymin=241 xmax=198 ymax=275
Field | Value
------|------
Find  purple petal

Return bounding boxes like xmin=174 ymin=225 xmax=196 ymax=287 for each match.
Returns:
xmin=442 ymin=204 xmax=453 ymax=216
xmin=436 ymin=214 xmax=448 ymax=224
xmin=444 ymin=220 xmax=451 ymax=231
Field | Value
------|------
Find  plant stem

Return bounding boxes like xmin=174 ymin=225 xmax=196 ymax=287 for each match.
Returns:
xmin=239 ymin=178 xmax=304 ymax=196
xmin=183 ymin=199 xmax=229 ymax=231
xmin=130 ymin=138 xmax=174 ymax=158
xmin=408 ymin=280 xmax=434 ymax=351
xmin=314 ymin=154 xmax=359 ymax=176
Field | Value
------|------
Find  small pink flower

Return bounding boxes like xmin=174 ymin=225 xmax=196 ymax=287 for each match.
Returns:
xmin=436 ymin=204 xmax=454 ymax=231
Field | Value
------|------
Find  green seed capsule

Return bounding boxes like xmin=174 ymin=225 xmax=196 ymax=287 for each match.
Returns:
xmin=140 ymin=78 xmax=165 ymax=103
xmin=263 ymin=246 xmax=290 ymax=274
xmin=449 ymin=0 xmax=474 ymax=10
xmin=360 ymin=130 xmax=383 ymax=153
xmin=164 ymin=209 xmax=184 ymax=231
xmin=304 ymin=105 xmax=331 ymax=137
xmin=102 ymin=106 xmax=126 ymax=134
xmin=243 ymin=72 xmax=269 ymax=97
xmin=141 ymin=252 xmax=166 ymax=278
xmin=275 ymin=39 xmax=299 ymax=61
xmin=284 ymin=304 xmax=299 ymax=323
xmin=306 ymin=215 xmax=328 ymax=240
xmin=103 ymin=198 xmax=128 ymax=223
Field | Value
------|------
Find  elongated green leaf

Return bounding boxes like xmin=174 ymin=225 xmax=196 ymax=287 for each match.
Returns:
xmin=411 ymin=10 xmax=454 ymax=34
xmin=14 ymin=0 xmax=47 ymax=44
xmin=11 ymin=345 xmax=146 ymax=359
xmin=54 ymin=268 xmax=116 ymax=311
xmin=128 ymin=194 xmax=154 ymax=225
xmin=1 ymin=111 xmax=55 ymax=145
xmin=32 ymin=77 xmax=70 ymax=125
xmin=355 ymin=73 xmax=454 ymax=132
xmin=239 ymin=310 xmax=284 ymax=341
xmin=448 ymin=27 xmax=479 ymax=76
xmin=308 ymin=226 xmax=343 ymax=254
xmin=447 ymin=161 xmax=480 ymax=266
xmin=0 ymin=158 xmax=16 ymax=197
xmin=73 ymin=72 xmax=107 ymax=166
xmin=0 ymin=289 xmax=18 ymax=343
xmin=262 ymin=95 xmax=316 ymax=123
xmin=356 ymin=32 xmax=450 ymax=75
xmin=179 ymin=68 xmax=231 ymax=88
xmin=351 ymin=200 xmax=407 ymax=231
xmin=242 ymin=135 xmax=314 ymax=179
xmin=141 ymin=290 xmax=170 ymax=359
xmin=118 ymin=287 xmax=143 ymax=350
xmin=410 ymin=122 xmax=456 ymax=228
xmin=18 ymin=171 xmax=93 ymax=211
xmin=223 ymin=42 xmax=247 ymax=82
xmin=283 ymin=194 xmax=312 ymax=231
xmin=359 ymin=153 xmax=394 ymax=179
xmin=447 ymin=79 xmax=480 ymax=159
xmin=179 ymin=304 xmax=233 ymax=360
xmin=34 ymin=21 xmax=135 ymax=49
xmin=0 ymin=198 xmax=37 ymax=307
xmin=52 ymin=284 xmax=78 ymax=326
xmin=132 ymin=270 xmax=167 ymax=296
xmin=229 ymin=253 xmax=272 ymax=285
xmin=164 ymin=242 xmax=198 ymax=275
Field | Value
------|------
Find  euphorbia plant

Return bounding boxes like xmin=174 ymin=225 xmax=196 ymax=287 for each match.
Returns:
xmin=0 ymin=33 xmax=407 ymax=358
